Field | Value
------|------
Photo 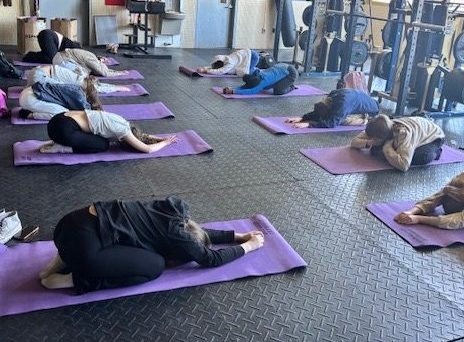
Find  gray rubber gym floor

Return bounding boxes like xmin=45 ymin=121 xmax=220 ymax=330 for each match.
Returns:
xmin=1 ymin=46 xmax=464 ymax=342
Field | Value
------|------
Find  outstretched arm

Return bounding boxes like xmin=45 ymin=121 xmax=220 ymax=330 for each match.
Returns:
xmin=122 ymin=133 xmax=178 ymax=153
xmin=395 ymin=211 xmax=464 ymax=230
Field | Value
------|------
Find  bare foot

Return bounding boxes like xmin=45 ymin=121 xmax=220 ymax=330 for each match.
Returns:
xmin=39 ymin=254 xmax=66 ymax=279
xmin=41 ymin=273 xmax=74 ymax=289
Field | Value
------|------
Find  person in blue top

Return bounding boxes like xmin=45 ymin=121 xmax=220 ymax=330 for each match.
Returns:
xmin=285 ymin=88 xmax=379 ymax=128
xmin=223 ymin=63 xmax=298 ymax=96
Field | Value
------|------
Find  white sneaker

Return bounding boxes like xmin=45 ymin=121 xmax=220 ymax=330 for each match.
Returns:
xmin=0 ymin=211 xmax=22 ymax=244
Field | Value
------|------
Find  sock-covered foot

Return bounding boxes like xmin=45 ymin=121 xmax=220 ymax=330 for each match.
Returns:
xmin=39 ymin=142 xmax=73 ymax=154
xmin=39 ymin=255 xmax=66 ymax=279
xmin=41 ymin=273 xmax=74 ymax=289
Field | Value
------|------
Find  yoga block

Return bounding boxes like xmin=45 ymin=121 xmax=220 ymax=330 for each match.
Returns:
xmin=51 ymin=18 xmax=78 ymax=42
xmin=17 ymin=16 xmax=47 ymax=55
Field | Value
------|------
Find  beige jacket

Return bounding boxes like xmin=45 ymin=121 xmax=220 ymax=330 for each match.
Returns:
xmin=54 ymin=49 xmax=117 ymax=77
xmin=351 ymin=117 xmax=445 ymax=171
xmin=415 ymin=172 xmax=464 ymax=229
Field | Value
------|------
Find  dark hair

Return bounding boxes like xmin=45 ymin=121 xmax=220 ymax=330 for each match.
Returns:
xmin=365 ymin=115 xmax=393 ymax=140
xmin=242 ymin=72 xmax=261 ymax=89
xmin=185 ymin=220 xmax=211 ymax=247
xmin=211 ymin=60 xmax=224 ymax=69
xmin=336 ymin=79 xmax=346 ymax=89
xmin=120 ymin=125 xmax=163 ymax=151
xmin=84 ymin=76 xmax=102 ymax=110
xmin=314 ymin=100 xmax=331 ymax=118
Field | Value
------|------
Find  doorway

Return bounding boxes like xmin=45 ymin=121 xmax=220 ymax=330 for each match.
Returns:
xmin=195 ymin=0 xmax=235 ymax=48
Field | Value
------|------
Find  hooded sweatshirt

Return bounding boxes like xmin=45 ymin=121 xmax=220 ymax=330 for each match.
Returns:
xmin=204 ymin=49 xmax=252 ymax=77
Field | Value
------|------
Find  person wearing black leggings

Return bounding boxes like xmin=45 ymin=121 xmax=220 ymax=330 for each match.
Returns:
xmin=42 ymin=110 xmax=178 ymax=154
xmin=23 ymin=29 xmax=81 ymax=64
xmin=39 ymin=197 xmax=265 ymax=293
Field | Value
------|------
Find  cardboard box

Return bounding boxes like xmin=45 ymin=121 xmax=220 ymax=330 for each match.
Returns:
xmin=51 ymin=18 xmax=78 ymax=42
xmin=17 ymin=16 xmax=47 ymax=55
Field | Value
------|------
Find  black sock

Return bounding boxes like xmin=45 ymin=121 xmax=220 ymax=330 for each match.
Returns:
xmin=19 ymin=109 xmax=32 ymax=119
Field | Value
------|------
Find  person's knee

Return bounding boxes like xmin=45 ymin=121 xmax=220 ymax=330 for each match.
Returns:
xmin=146 ymin=255 xmax=165 ymax=280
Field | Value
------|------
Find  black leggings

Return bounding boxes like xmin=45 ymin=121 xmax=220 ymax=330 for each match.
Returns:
xmin=273 ymin=65 xmax=298 ymax=95
xmin=23 ymin=30 xmax=58 ymax=64
xmin=54 ymin=208 xmax=165 ymax=293
xmin=23 ymin=29 xmax=81 ymax=64
xmin=370 ymin=138 xmax=444 ymax=166
xmin=47 ymin=114 xmax=110 ymax=154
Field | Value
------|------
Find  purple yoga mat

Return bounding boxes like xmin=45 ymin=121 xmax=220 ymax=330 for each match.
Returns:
xmin=0 ymin=214 xmax=306 ymax=317
xmin=211 ymin=85 xmax=327 ymax=99
xmin=13 ymin=57 xmax=119 ymax=67
xmin=13 ymin=130 xmax=212 ymax=166
xmin=300 ymin=145 xmax=464 ymax=175
xmin=8 ymin=83 xmax=149 ymax=99
xmin=253 ymin=116 xmax=365 ymax=135
xmin=366 ymin=201 xmax=464 ymax=248
xmin=10 ymin=103 xmax=174 ymax=125
xmin=97 ymin=69 xmax=144 ymax=80
xmin=179 ymin=65 xmax=241 ymax=78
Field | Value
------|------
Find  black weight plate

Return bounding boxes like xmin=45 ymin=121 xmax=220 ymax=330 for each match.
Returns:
xmin=302 ymin=5 xmax=314 ymax=27
xmin=338 ymin=40 xmax=369 ymax=67
xmin=350 ymin=40 xmax=369 ymax=66
xmin=453 ymin=32 xmax=464 ymax=64
xmin=374 ymin=51 xmax=392 ymax=79
xmin=381 ymin=19 xmax=399 ymax=48
xmin=344 ymin=11 xmax=368 ymax=36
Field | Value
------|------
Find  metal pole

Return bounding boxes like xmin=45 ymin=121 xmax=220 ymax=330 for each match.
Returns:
xmin=386 ymin=5 xmax=406 ymax=92
xmin=395 ymin=0 xmax=425 ymax=116
xmin=303 ymin=0 xmax=323 ymax=73
xmin=273 ymin=0 xmax=285 ymax=61
xmin=340 ymin=0 xmax=362 ymax=78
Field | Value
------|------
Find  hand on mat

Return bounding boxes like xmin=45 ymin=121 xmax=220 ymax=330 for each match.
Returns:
xmin=394 ymin=213 xmax=420 ymax=225
xmin=116 ymin=86 xmax=131 ymax=92
xmin=285 ymin=117 xmax=303 ymax=124
xmin=197 ymin=67 xmax=208 ymax=73
xmin=293 ymin=122 xmax=312 ymax=128
xmin=235 ymin=230 xmax=264 ymax=243
xmin=223 ymin=87 xmax=234 ymax=94
xmin=241 ymin=233 xmax=264 ymax=253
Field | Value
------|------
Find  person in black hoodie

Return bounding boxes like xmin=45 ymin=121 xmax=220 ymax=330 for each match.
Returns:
xmin=40 ymin=197 xmax=264 ymax=293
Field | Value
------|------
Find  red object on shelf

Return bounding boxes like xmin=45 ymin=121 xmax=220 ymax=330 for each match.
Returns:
xmin=105 ymin=0 xmax=125 ymax=6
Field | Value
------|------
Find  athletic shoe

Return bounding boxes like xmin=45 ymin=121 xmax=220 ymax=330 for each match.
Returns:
xmin=0 ymin=211 xmax=22 ymax=244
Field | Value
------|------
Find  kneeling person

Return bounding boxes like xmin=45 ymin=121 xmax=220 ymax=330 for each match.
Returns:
xmin=350 ymin=114 xmax=445 ymax=172
xmin=41 ymin=110 xmax=178 ymax=154
xmin=395 ymin=172 xmax=464 ymax=229
xmin=285 ymin=88 xmax=379 ymax=128
xmin=223 ymin=63 xmax=298 ymax=96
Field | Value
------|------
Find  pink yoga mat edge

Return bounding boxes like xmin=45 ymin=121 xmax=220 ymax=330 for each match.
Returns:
xmin=0 ymin=214 xmax=306 ymax=316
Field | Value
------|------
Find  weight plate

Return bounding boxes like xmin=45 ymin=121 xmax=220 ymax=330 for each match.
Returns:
xmin=381 ymin=19 xmax=398 ymax=48
xmin=344 ymin=11 xmax=368 ymax=36
xmin=374 ymin=51 xmax=392 ymax=79
xmin=453 ymin=32 xmax=464 ymax=64
xmin=350 ymin=40 xmax=369 ymax=66
xmin=338 ymin=40 xmax=369 ymax=67
xmin=302 ymin=5 xmax=314 ymax=27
